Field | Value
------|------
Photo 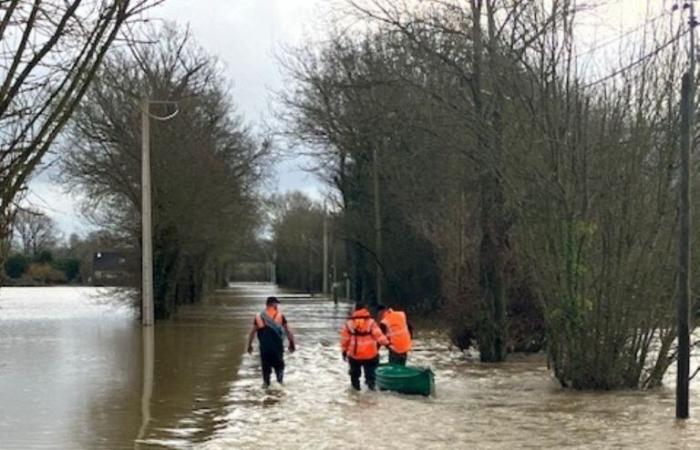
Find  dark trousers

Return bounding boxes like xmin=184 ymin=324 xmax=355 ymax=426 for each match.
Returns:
xmin=389 ymin=350 xmax=407 ymax=366
xmin=348 ymin=356 xmax=379 ymax=391
xmin=261 ymin=351 xmax=284 ymax=386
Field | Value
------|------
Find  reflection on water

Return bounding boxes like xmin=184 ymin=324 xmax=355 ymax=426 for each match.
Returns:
xmin=136 ymin=326 xmax=154 ymax=445
xmin=2 ymin=284 xmax=700 ymax=449
xmin=0 ymin=287 xmax=140 ymax=449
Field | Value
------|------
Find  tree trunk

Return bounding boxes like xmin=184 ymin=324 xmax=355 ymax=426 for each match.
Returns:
xmin=470 ymin=0 xmax=509 ymax=362
xmin=478 ymin=175 xmax=509 ymax=362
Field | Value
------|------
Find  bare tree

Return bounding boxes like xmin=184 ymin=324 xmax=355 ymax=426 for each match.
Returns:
xmin=12 ymin=208 xmax=59 ymax=256
xmin=0 ymin=0 xmax=164 ymax=270
xmin=61 ymin=25 xmax=270 ymax=318
xmin=280 ymin=0 xmax=690 ymax=388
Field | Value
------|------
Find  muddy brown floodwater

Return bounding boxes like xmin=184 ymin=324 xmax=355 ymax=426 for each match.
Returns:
xmin=1 ymin=283 xmax=700 ymax=449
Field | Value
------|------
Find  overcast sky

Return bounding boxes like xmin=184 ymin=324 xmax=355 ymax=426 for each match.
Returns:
xmin=152 ymin=0 xmax=335 ymax=195
xmin=25 ymin=0 xmax=676 ymax=237
xmin=27 ymin=0 xmax=331 ymax=236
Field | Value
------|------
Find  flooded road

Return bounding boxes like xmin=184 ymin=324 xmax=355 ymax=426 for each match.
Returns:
xmin=2 ymin=283 xmax=700 ymax=449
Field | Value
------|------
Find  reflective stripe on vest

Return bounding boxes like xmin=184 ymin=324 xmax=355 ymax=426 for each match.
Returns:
xmin=346 ymin=318 xmax=379 ymax=360
xmin=381 ymin=310 xmax=411 ymax=354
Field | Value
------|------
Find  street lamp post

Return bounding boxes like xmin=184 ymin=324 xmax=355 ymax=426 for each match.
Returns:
xmin=141 ymin=98 xmax=179 ymax=327
xmin=323 ymin=201 xmax=329 ymax=295
xmin=141 ymin=99 xmax=154 ymax=326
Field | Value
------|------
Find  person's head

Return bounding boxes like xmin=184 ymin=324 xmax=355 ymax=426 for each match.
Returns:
xmin=354 ymin=303 xmax=367 ymax=311
xmin=266 ymin=296 xmax=280 ymax=309
xmin=377 ymin=304 xmax=388 ymax=318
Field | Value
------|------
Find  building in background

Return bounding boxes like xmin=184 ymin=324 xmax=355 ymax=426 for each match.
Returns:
xmin=92 ymin=251 xmax=132 ymax=286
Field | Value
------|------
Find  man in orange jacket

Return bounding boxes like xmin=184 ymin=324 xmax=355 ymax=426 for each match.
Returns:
xmin=378 ymin=305 xmax=413 ymax=366
xmin=340 ymin=303 xmax=389 ymax=391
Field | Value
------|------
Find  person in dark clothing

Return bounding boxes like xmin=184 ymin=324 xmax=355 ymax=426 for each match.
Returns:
xmin=247 ymin=296 xmax=296 ymax=388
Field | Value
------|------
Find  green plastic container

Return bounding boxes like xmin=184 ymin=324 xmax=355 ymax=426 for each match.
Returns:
xmin=376 ymin=363 xmax=435 ymax=396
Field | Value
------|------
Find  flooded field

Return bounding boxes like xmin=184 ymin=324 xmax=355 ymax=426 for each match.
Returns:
xmin=1 ymin=284 xmax=700 ymax=449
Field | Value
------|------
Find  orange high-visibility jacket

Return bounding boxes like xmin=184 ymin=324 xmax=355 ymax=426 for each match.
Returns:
xmin=340 ymin=308 xmax=389 ymax=360
xmin=381 ymin=308 xmax=412 ymax=354
xmin=254 ymin=307 xmax=285 ymax=329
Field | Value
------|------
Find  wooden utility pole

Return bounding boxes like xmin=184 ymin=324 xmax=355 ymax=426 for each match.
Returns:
xmin=141 ymin=99 xmax=154 ymax=327
xmin=373 ymin=145 xmax=382 ymax=306
xmin=323 ymin=203 xmax=329 ymax=294
xmin=678 ymin=71 xmax=692 ymax=420
xmin=677 ymin=0 xmax=696 ymax=420
xmin=345 ymin=272 xmax=351 ymax=301
xmin=271 ymin=250 xmax=277 ymax=285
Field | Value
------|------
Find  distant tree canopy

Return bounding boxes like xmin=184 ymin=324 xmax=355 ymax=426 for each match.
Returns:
xmin=280 ymin=0 xmax=691 ymax=388
xmin=3 ymin=209 xmax=85 ymax=284
xmin=13 ymin=209 xmax=60 ymax=257
xmin=270 ymin=192 xmax=326 ymax=292
xmin=61 ymin=25 xmax=270 ymax=318
xmin=0 ymin=0 xmax=163 ymax=277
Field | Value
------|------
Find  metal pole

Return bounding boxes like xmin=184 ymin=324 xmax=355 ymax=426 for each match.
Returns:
xmin=271 ymin=249 xmax=277 ymax=285
xmin=676 ymin=1 xmax=696 ymax=420
xmin=323 ymin=203 xmax=329 ymax=295
xmin=332 ymin=243 xmax=337 ymax=286
xmin=373 ymin=145 xmax=382 ymax=306
xmin=332 ymin=231 xmax=338 ymax=304
xmin=345 ymin=273 xmax=350 ymax=301
xmin=691 ymin=2 xmax=697 ymax=93
xmin=141 ymin=99 xmax=154 ymax=326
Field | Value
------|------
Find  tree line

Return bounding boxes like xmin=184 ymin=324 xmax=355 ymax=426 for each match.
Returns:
xmin=0 ymin=0 xmax=693 ymax=391
xmin=275 ymin=0 xmax=692 ymax=389
xmin=0 ymin=0 xmax=164 ymax=278
xmin=0 ymin=3 xmax=269 ymax=320
xmin=60 ymin=25 xmax=269 ymax=318
xmin=3 ymin=209 xmax=119 ymax=285
xmin=267 ymin=192 xmax=347 ymax=293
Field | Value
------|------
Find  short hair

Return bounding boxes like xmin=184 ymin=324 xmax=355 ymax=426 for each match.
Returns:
xmin=377 ymin=304 xmax=388 ymax=311
xmin=354 ymin=303 xmax=366 ymax=310
xmin=266 ymin=296 xmax=280 ymax=306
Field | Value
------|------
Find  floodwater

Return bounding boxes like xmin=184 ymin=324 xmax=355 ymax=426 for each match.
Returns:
xmin=1 ymin=284 xmax=700 ymax=449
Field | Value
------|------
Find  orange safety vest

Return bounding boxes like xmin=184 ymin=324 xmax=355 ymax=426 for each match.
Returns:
xmin=340 ymin=308 xmax=388 ymax=360
xmin=255 ymin=307 xmax=284 ymax=329
xmin=381 ymin=309 xmax=412 ymax=354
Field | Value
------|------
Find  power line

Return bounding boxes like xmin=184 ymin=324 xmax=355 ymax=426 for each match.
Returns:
xmin=23 ymin=187 xmax=73 ymax=217
xmin=577 ymin=10 xmax=671 ymax=58
xmin=583 ymin=29 xmax=687 ymax=88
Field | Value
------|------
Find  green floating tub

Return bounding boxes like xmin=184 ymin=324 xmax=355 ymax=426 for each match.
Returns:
xmin=376 ymin=363 xmax=435 ymax=396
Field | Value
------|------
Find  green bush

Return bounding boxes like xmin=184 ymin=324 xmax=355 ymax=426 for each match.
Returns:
xmin=52 ymin=258 xmax=81 ymax=282
xmin=35 ymin=250 xmax=53 ymax=264
xmin=26 ymin=263 xmax=66 ymax=284
xmin=4 ymin=254 xmax=28 ymax=279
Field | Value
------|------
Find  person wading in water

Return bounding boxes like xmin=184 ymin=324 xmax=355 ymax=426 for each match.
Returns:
xmin=378 ymin=305 xmax=413 ymax=366
xmin=247 ymin=296 xmax=296 ymax=388
xmin=340 ymin=303 xmax=389 ymax=391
